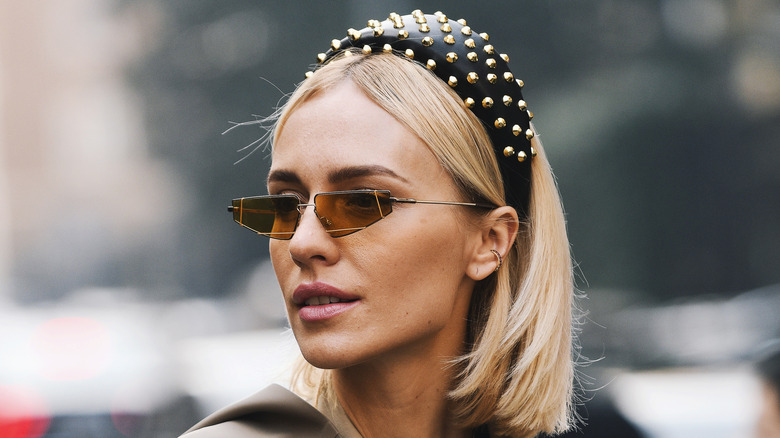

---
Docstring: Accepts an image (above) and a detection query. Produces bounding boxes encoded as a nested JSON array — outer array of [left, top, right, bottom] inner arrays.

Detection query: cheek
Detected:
[[269, 241, 292, 285], [359, 216, 470, 299]]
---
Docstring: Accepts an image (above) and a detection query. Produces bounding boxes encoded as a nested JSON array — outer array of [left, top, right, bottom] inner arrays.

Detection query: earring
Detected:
[[490, 249, 502, 272]]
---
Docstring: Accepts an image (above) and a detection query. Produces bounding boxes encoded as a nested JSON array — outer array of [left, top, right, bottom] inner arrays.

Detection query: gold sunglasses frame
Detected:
[[228, 189, 495, 239]]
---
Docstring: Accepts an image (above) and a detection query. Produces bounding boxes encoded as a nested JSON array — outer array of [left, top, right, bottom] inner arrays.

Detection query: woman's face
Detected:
[[268, 81, 481, 369]]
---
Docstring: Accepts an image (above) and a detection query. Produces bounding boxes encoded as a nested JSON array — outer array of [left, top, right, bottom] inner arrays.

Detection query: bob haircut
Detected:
[[271, 51, 576, 438]]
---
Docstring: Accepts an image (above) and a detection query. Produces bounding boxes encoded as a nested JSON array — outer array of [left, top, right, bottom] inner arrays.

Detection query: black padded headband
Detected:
[[306, 10, 536, 216]]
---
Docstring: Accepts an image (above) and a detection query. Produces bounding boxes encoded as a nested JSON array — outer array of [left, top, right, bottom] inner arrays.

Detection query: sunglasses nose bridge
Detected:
[[295, 202, 315, 215], [295, 201, 331, 233]]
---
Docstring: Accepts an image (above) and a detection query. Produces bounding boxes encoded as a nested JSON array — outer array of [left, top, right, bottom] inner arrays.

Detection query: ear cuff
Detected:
[[490, 249, 503, 273]]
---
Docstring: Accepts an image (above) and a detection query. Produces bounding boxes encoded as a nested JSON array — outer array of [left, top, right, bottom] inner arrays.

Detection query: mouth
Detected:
[[293, 282, 360, 321], [303, 296, 358, 306]]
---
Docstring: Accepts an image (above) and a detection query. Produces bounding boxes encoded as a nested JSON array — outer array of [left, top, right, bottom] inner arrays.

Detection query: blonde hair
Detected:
[[274, 52, 576, 437]]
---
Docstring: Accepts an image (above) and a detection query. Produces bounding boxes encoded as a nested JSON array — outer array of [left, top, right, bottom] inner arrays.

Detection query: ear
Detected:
[[466, 206, 520, 281]]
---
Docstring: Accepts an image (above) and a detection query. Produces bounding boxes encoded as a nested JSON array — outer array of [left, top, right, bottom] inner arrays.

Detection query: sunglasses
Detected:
[[228, 190, 494, 239]]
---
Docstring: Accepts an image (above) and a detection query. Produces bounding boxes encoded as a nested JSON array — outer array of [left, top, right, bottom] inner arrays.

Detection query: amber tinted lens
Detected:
[[232, 196, 300, 239], [314, 191, 393, 237]]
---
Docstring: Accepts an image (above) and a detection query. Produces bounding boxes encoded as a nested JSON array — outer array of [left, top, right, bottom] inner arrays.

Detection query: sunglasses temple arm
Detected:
[[391, 198, 494, 209]]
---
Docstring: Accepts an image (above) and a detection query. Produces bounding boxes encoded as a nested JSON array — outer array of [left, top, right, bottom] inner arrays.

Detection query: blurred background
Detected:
[[1, 0, 778, 437]]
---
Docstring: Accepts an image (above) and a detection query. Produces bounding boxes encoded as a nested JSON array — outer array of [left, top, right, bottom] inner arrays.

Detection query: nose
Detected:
[[287, 202, 339, 266]]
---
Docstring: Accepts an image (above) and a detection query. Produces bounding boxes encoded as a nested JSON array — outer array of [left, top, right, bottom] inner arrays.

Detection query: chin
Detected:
[[299, 346, 360, 370], [291, 329, 360, 369]]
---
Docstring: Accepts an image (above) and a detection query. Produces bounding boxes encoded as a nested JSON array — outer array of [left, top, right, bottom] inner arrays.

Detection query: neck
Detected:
[[331, 326, 472, 438]]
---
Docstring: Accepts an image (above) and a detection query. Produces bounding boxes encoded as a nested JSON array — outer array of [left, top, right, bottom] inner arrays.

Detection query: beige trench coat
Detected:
[[179, 384, 347, 438], [180, 384, 491, 437]]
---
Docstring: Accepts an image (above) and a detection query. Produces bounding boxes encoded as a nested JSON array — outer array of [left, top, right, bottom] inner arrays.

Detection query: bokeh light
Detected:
[[32, 317, 111, 382], [0, 385, 50, 438]]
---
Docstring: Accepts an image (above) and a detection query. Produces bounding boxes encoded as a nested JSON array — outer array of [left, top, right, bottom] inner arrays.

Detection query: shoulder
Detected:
[[179, 384, 341, 438]]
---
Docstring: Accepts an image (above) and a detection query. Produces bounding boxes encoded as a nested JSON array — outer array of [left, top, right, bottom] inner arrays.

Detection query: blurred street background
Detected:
[[1, 1, 779, 437]]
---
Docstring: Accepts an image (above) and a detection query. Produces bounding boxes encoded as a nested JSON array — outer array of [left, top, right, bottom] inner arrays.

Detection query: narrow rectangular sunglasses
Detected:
[[228, 190, 494, 239]]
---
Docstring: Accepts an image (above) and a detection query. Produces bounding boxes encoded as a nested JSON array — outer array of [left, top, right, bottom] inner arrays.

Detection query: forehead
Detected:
[[270, 81, 447, 188]]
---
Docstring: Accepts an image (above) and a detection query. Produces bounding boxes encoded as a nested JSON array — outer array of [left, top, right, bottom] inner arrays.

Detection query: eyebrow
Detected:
[[267, 165, 410, 186], [266, 169, 301, 185]]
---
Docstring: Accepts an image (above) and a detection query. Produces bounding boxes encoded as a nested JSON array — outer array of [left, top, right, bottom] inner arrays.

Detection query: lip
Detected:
[[292, 282, 360, 322], [292, 282, 359, 305]]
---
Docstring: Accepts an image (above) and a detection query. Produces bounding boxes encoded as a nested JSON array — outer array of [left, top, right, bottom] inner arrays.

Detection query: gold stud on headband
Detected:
[[517, 151, 528, 162], [446, 52, 458, 62], [464, 38, 476, 49], [483, 44, 495, 54], [486, 58, 497, 69], [525, 129, 535, 140], [383, 43, 392, 53], [389, 13, 404, 28], [405, 48, 414, 59], [503, 146, 515, 157], [504, 72, 514, 82], [467, 72, 479, 83], [316, 53, 327, 63], [416, 15, 427, 24], [480, 32, 490, 41], [464, 97, 475, 108], [461, 25, 472, 35], [503, 95, 513, 106], [467, 52, 478, 62], [457, 18, 468, 25], [373, 27, 384, 37], [398, 29, 409, 39], [426, 59, 437, 70], [448, 76, 458, 87], [348, 28, 361, 40], [516, 79, 524, 88], [487, 73, 498, 83], [512, 125, 522, 136], [367, 19, 381, 28], [517, 100, 527, 111], [422, 36, 434, 46], [420, 23, 430, 32], [441, 23, 452, 32], [495, 118, 506, 128], [530, 147, 537, 158], [444, 34, 455, 44], [331, 39, 341, 51], [362, 45, 372, 55], [437, 13, 448, 23], [482, 97, 493, 108], [500, 53, 509, 62]]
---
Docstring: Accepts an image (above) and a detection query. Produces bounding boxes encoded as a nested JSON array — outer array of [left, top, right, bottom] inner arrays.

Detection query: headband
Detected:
[[305, 10, 536, 216]]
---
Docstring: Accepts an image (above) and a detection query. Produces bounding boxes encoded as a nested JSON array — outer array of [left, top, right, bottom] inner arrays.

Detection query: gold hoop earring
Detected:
[[490, 249, 502, 273]]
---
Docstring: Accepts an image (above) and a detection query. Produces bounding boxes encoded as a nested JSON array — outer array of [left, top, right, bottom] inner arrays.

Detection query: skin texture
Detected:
[[268, 81, 517, 438]]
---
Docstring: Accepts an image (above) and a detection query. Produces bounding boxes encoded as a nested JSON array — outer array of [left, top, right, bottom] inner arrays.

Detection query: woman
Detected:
[[183, 10, 577, 438]]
